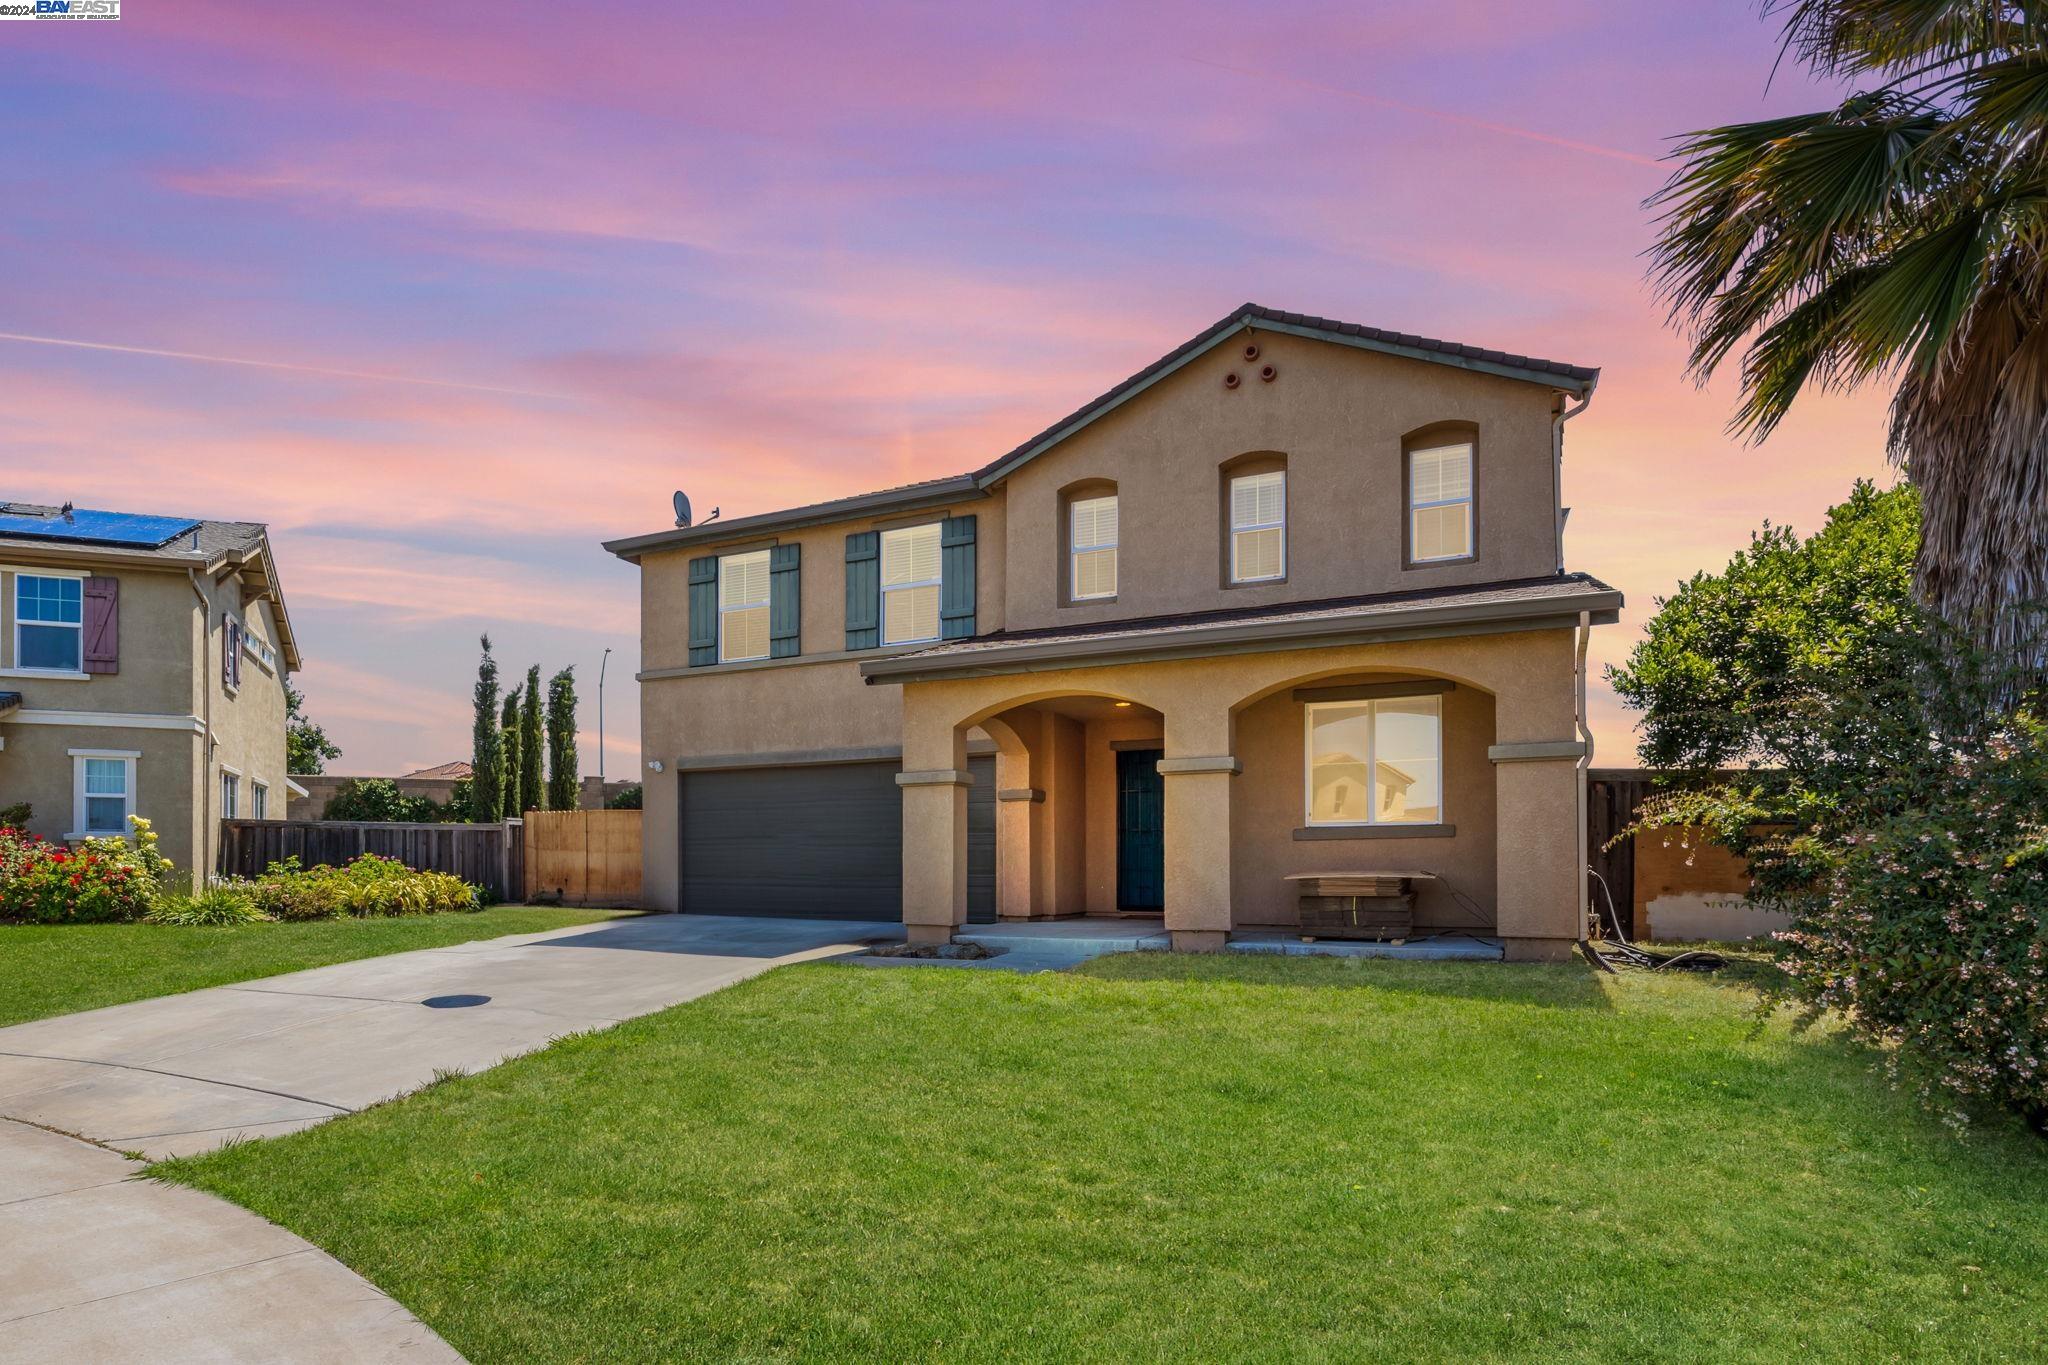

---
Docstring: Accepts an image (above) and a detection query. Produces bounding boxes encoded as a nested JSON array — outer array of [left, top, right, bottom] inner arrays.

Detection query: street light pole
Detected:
[[597, 647, 612, 797]]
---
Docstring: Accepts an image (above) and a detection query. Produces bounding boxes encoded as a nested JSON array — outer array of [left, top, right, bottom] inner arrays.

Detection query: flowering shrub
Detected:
[[241, 855, 478, 920], [1637, 617, 2048, 1133], [0, 823, 154, 924]]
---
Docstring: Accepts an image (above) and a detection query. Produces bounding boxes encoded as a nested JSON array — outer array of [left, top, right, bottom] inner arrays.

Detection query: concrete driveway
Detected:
[[0, 913, 900, 1363]]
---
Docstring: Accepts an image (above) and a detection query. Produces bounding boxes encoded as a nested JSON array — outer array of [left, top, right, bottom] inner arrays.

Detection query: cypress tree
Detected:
[[469, 635, 502, 823], [500, 692, 522, 816], [546, 667, 579, 810], [519, 666, 545, 812]]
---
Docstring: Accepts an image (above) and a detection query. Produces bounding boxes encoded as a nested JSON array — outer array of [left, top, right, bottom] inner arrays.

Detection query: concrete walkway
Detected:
[[0, 913, 900, 1362]]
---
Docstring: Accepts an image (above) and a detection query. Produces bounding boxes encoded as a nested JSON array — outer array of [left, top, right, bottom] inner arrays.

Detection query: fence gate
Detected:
[[523, 809, 642, 907]]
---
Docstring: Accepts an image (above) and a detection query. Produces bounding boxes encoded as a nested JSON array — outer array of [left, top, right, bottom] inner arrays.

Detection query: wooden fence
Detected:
[[217, 820, 525, 902], [523, 809, 642, 906]]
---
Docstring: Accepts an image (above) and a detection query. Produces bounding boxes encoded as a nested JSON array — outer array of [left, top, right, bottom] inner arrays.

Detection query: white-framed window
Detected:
[[880, 523, 943, 645], [717, 549, 772, 663], [1229, 471, 1286, 583], [1069, 494, 1119, 601], [220, 768, 240, 819], [1304, 695, 1443, 827], [1409, 442, 1474, 563], [70, 749, 138, 839], [243, 629, 277, 675], [16, 573, 84, 672], [252, 782, 269, 820]]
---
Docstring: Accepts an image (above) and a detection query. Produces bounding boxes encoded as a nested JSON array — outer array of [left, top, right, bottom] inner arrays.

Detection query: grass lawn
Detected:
[[157, 954, 2048, 1363], [0, 907, 632, 1027]]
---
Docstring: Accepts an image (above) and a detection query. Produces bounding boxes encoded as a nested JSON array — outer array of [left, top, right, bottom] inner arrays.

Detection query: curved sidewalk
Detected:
[[0, 914, 900, 1362]]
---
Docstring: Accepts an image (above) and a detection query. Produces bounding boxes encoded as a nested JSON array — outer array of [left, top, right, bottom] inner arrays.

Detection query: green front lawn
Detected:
[[157, 954, 2048, 1362], [0, 907, 632, 1027]]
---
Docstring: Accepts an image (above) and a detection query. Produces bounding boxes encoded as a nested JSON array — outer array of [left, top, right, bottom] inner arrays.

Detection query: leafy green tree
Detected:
[[546, 667, 579, 810], [323, 778, 443, 823], [519, 666, 545, 813], [500, 692, 522, 817], [605, 784, 642, 811], [470, 636, 503, 823], [285, 682, 341, 775], [1647, 4, 2048, 653], [1608, 481, 1919, 769]]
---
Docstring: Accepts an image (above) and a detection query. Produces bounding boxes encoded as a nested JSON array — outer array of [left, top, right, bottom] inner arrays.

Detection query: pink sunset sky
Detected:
[[3, 2, 1892, 776]]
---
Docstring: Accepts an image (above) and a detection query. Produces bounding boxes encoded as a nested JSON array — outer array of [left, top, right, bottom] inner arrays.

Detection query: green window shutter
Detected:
[[769, 543, 801, 658], [687, 555, 718, 667], [941, 515, 977, 639], [844, 532, 880, 650]]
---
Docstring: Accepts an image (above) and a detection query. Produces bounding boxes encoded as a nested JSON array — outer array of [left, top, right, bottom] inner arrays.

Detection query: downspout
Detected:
[[1574, 609, 1594, 940], [188, 568, 213, 887], [1552, 389, 1593, 576]]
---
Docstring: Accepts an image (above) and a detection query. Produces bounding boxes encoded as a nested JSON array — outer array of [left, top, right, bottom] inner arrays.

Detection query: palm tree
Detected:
[[1648, 1, 2048, 656]]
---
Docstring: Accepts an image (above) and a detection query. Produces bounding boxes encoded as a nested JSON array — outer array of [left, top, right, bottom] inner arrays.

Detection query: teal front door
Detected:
[[1115, 748, 1165, 911]]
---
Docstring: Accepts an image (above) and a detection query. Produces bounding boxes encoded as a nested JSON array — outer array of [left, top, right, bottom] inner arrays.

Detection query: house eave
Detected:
[[603, 477, 986, 563], [861, 589, 1623, 685]]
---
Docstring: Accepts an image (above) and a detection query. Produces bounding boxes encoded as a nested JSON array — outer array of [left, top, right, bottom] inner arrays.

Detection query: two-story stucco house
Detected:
[[0, 503, 302, 881], [605, 305, 1622, 961]]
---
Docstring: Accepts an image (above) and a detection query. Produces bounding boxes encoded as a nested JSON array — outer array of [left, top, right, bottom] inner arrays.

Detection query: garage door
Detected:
[[678, 757, 994, 921]]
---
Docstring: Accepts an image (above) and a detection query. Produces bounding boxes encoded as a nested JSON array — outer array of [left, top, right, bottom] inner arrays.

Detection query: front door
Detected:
[[1115, 748, 1165, 911]]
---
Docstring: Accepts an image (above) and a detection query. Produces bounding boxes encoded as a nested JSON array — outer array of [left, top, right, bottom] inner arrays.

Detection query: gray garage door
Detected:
[[679, 757, 994, 921]]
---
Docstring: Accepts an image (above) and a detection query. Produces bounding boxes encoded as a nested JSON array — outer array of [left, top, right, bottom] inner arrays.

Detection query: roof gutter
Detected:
[[188, 567, 215, 886], [1552, 386, 1594, 576], [603, 476, 984, 562]]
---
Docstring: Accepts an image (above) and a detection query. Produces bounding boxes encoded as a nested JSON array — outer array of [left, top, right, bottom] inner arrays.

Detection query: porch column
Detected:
[[900, 710, 970, 944], [1160, 703, 1236, 952], [1489, 741, 1586, 962]]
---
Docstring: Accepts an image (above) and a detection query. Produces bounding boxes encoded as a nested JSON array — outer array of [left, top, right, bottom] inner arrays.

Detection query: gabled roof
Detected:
[[971, 303, 1598, 486], [0, 500, 303, 671], [402, 761, 473, 780], [604, 303, 1598, 560]]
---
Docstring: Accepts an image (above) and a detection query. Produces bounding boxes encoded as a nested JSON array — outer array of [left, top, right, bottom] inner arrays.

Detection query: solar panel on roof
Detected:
[[0, 508, 200, 549]]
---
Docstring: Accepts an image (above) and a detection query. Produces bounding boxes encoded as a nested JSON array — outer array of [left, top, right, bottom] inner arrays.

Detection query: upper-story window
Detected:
[[1069, 494, 1119, 602], [17, 574, 83, 671], [717, 549, 772, 662], [1229, 470, 1287, 583], [1408, 439, 1474, 564], [881, 523, 943, 645]]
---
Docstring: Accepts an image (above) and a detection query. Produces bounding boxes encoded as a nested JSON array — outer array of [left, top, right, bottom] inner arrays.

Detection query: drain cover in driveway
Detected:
[[421, 994, 491, 1009]]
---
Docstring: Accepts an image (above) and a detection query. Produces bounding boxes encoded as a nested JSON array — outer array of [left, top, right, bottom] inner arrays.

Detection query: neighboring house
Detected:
[[0, 503, 302, 880], [605, 304, 1622, 960]]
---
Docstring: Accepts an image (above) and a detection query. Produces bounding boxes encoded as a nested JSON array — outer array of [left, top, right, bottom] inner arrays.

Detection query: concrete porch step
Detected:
[[956, 920, 1171, 954]]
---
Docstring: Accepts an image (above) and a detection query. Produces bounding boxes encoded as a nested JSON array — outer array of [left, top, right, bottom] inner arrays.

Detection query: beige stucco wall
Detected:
[[1230, 676, 1498, 931], [0, 558, 291, 881], [634, 496, 1006, 911], [896, 627, 1585, 957], [998, 331, 1565, 633]]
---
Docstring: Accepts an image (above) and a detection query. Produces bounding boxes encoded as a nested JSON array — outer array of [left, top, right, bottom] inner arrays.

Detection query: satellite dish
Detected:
[[672, 490, 692, 528]]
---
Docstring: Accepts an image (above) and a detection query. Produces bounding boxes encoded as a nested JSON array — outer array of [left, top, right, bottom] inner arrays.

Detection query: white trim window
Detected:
[[1229, 471, 1286, 583], [16, 573, 84, 672], [717, 549, 772, 663], [1304, 695, 1443, 827], [880, 523, 943, 645], [71, 749, 138, 838], [1069, 494, 1119, 601], [252, 781, 270, 820], [1409, 442, 1474, 562], [219, 768, 240, 819]]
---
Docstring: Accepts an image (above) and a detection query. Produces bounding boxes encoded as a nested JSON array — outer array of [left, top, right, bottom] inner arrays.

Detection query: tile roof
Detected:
[[402, 761, 474, 780], [863, 574, 1622, 677]]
